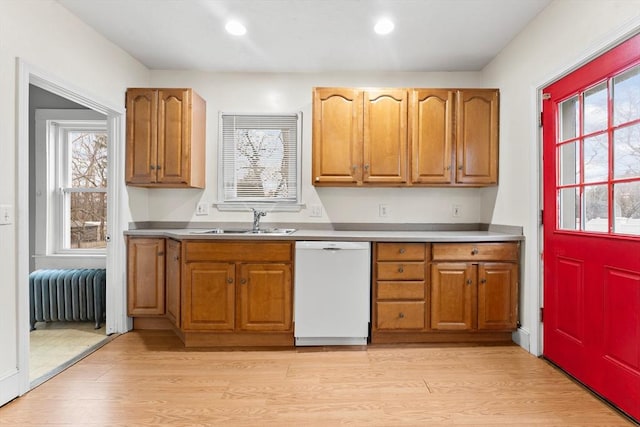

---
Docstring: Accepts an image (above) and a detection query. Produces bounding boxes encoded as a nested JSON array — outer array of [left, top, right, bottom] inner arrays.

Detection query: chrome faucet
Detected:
[[251, 208, 266, 232]]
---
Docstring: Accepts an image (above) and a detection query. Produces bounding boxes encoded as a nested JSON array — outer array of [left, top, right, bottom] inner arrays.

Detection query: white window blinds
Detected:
[[219, 112, 301, 204]]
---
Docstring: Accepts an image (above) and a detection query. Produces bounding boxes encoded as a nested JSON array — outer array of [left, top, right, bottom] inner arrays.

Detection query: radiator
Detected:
[[29, 269, 106, 330]]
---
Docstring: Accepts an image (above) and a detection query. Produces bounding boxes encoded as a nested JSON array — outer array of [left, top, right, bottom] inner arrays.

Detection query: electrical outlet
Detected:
[[452, 204, 461, 218], [310, 205, 323, 217], [379, 204, 389, 217], [196, 202, 209, 216], [0, 205, 12, 225]]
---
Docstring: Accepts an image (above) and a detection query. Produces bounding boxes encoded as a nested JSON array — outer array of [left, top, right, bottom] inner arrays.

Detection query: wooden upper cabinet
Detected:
[[126, 88, 206, 188], [364, 89, 408, 184], [456, 89, 499, 185], [312, 88, 363, 184], [313, 87, 498, 187], [410, 89, 454, 184], [312, 87, 408, 185]]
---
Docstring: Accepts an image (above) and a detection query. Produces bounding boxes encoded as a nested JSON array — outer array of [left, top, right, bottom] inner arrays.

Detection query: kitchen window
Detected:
[[35, 110, 108, 256], [218, 112, 302, 210]]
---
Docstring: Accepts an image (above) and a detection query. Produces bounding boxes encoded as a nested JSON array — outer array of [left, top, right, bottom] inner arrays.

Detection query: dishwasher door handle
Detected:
[[322, 247, 342, 251]]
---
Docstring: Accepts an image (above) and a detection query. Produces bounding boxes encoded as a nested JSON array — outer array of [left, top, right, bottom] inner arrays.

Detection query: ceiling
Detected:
[[57, 0, 551, 73]]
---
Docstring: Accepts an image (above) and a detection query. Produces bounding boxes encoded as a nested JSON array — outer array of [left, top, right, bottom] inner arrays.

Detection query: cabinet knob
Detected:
[[174, 255, 179, 261], [480, 278, 487, 284], [157, 251, 164, 256], [446, 165, 451, 171], [364, 164, 370, 171], [240, 278, 247, 284], [398, 265, 404, 273], [471, 247, 479, 255], [466, 279, 472, 285], [398, 312, 405, 319], [156, 165, 162, 170], [399, 248, 405, 254], [226, 278, 233, 284], [150, 165, 156, 170], [315, 176, 320, 182], [352, 165, 358, 171], [458, 165, 463, 170]]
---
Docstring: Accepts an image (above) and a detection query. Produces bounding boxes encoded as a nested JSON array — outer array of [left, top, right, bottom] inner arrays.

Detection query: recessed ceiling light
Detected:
[[225, 20, 247, 36], [374, 18, 394, 35]]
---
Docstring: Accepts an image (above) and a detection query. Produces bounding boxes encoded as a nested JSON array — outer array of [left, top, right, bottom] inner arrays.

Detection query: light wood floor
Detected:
[[1, 330, 634, 426]]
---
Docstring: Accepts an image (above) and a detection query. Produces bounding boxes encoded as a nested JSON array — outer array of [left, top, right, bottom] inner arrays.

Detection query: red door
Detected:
[[543, 33, 640, 421]]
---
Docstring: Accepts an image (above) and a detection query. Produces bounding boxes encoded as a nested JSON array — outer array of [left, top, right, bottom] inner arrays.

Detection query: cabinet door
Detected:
[[238, 263, 292, 332], [364, 89, 408, 183], [165, 239, 181, 328], [478, 263, 518, 330], [182, 262, 235, 331], [411, 89, 454, 183], [312, 88, 363, 184], [431, 263, 475, 330], [126, 89, 158, 184], [157, 89, 190, 185], [456, 89, 499, 184], [127, 238, 165, 316]]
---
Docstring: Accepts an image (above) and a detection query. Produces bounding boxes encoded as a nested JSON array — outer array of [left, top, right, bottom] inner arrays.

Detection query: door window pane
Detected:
[[559, 96, 579, 141], [583, 134, 608, 183], [584, 185, 609, 232], [614, 123, 640, 179], [583, 82, 608, 134], [613, 65, 640, 126], [614, 181, 640, 235], [558, 187, 580, 230], [559, 141, 580, 185]]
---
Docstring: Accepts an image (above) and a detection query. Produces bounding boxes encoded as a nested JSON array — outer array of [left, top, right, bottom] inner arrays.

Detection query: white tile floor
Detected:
[[29, 321, 107, 384]]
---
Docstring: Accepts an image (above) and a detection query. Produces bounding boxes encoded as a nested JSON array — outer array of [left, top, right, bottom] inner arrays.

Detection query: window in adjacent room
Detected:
[[35, 110, 108, 254], [218, 112, 302, 210]]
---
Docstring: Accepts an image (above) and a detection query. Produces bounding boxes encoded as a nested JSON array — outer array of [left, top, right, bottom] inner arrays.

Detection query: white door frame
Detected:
[[14, 59, 128, 396]]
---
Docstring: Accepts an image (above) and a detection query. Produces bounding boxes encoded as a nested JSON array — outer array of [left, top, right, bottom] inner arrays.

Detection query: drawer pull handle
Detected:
[[398, 312, 405, 319], [466, 279, 472, 286], [398, 265, 404, 273], [226, 278, 233, 284], [399, 248, 405, 254], [471, 247, 479, 255]]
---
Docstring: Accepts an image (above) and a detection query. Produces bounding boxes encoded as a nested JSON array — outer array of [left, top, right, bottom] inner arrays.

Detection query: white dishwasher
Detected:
[[294, 241, 371, 346]]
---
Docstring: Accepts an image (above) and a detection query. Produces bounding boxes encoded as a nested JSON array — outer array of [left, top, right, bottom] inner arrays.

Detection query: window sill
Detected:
[[214, 203, 305, 213], [33, 254, 106, 270]]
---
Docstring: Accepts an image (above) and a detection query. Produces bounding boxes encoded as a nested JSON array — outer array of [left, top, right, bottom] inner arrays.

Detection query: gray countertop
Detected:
[[124, 227, 524, 242]]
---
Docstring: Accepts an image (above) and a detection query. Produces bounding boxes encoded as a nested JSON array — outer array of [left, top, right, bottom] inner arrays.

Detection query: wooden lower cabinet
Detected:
[[127, 237, 165, 316], [165, 239, 181, 328], [430, 262, 474, 330], [182, 262, 235, 331], [372, 241, 519, 344], [180, 241, 294, 347]]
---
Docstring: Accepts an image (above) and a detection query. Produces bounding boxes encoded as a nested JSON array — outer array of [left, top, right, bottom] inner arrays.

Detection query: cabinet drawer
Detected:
[[376, 243, 427, 261], [432, 242, 518, 262], [377, 281, 425, 300], [376, 302, 425, 330], [377, 262, 425, 280], [185, 241, 292, 262]]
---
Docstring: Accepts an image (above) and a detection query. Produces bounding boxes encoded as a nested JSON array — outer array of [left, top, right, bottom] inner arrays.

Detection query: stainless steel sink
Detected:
[[192, 228, 296, 235], [245, 228, 297, 235]]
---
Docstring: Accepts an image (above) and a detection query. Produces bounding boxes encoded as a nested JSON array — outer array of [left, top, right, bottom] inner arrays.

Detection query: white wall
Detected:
[[0, 0, 149, 401], [144, 71, 486, 226], [481, 0, 640, 354]]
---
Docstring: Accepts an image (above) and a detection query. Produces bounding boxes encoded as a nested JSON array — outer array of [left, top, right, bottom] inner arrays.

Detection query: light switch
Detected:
[[0, 205, 13, 225]]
